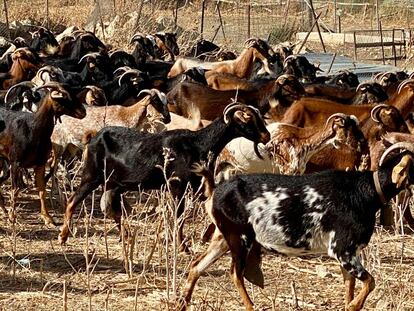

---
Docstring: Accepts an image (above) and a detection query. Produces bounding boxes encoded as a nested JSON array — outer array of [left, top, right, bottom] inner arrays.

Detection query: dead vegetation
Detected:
[[0, 1, 414, 310]]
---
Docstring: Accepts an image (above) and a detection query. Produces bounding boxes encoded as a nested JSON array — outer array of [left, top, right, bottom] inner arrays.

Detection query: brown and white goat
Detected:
[[50, 88, 170, 175], [218, 113, 364, 177]]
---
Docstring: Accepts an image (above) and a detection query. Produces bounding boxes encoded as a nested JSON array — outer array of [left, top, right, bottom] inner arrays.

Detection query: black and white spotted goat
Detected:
[[178, 142, 414, 311]]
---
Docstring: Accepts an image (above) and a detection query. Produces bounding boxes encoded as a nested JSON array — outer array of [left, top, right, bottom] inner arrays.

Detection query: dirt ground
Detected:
[[0, 177, 414, 311], [0, 1, 414, 311]]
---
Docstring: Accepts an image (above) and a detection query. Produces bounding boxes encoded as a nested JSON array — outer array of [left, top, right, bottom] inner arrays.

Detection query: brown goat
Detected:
[[2, 48, 42, 89], [168, 39, 273, 79], [167, 74, 304, 120]]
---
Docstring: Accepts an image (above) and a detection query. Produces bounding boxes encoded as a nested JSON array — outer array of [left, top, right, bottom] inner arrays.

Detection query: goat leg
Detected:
[[340, 266, 356, 309], [34, 166, 56, 227], [228, 233, 254, 311], [177, 228, 228, 310], [59, 178, 101, 244], [339, 254, 375, 311]]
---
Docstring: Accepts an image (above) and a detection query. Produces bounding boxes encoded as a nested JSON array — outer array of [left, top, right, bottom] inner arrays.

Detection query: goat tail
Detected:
[[191, 162, 215, 199]]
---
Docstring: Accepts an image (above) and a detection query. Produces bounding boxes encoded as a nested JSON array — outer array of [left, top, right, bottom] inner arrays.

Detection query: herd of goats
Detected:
[[1, 24, 414, 310]]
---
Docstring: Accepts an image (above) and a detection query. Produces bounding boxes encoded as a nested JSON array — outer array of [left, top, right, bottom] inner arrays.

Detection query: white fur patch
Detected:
[[303, 186, 324, 209]]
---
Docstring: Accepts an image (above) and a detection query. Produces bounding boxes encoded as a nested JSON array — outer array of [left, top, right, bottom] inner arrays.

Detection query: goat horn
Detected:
[[283, 54, 297, 66], [380, 142, 414, 166], [370, 104, 391, 123], [350, 115, 359, 125], [152, 88, 167, 105], [244, 38, 257, 46], [34, 81, 64, 92], [129, 33, 145, 44], [113, 66, 132, 76], [397, 79, 414, 94], [84, 85, 97, 91], [356, 82, 372, 93], [276, 74, 292, 85], [118, 69, 142, 87], [223, 102, 246, 124], [325, 113, 349, 127], [78, 52, 101, 64], [4, 81, 36, 104], [139, 88, 168, 106]]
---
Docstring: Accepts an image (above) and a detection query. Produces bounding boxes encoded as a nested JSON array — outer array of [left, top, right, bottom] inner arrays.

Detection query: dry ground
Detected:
[[0, 172, 413, 311], [1, 1, 414, 311]]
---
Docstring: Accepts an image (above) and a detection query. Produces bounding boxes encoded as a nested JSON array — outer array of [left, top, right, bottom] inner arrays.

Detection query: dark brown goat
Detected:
[[2, 48, 42, 89]]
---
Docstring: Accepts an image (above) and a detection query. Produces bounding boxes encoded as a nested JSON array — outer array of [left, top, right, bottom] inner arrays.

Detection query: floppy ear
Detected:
[[392, 155, 413, 188], [234, 110, 251, 123]]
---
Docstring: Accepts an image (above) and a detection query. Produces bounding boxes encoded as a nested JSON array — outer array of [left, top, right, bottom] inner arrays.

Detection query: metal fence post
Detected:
[[3, 0, 10, 39], [200, 0, 205, 38], [246, 1, 251, 39]]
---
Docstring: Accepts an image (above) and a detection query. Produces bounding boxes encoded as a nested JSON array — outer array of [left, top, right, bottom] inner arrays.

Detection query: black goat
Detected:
[[59, 103, 271, 250], [0, 82, 86, 225], [179, 142, 414, 311], [29, 26, 59, 56]]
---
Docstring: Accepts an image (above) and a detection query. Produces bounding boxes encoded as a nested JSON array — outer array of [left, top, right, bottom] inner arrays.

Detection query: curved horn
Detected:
[[276, 74, 291, 85], [137, 89, 154, 97], [283, 54, 297, 67], [34, 81, 64, 93], [373, 72, 385, 81], [78, 52, 101, 64], [356, 82, 372, 93], [129, 33, 145, 44], [223, 102, 246, 124], [4, 81, 36, 104], [397, 79, 414, 94], [152, 88, 167, 105], [113, 66, 132, 76], [379, 142, 414, 166], [370, 104, 391, 123], [325, 113, 349, 127], [118, 69, 142, 87], [244, 38, 257, 47]]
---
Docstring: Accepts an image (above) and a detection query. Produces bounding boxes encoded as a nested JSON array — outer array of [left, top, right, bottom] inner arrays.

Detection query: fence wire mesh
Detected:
[[1, 0, 413, 53]]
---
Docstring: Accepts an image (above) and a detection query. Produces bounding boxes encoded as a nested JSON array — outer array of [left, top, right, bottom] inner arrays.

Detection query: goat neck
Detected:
[[393, 85, 414, 118], [230, 47, 257, 79], [195, 118, 240, 163], [32, 95, 59, 138], [120, 95, 150, 128], [373, 155, 411, 207]]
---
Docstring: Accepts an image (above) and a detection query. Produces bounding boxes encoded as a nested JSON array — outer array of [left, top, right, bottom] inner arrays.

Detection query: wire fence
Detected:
[[1, 0, 413, 53]]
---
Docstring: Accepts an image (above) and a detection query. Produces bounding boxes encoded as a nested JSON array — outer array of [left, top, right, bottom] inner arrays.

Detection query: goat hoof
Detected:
[[59, 227, 69, 245]]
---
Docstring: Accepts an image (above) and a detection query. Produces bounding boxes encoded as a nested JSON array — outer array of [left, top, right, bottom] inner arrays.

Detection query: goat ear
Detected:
[[392, 155, 413, 188], [234, 110, 251, 123]]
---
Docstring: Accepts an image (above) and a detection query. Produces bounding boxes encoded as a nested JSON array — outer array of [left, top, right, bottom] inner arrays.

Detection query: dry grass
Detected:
[[0, 167, 413, 311], [1, 1, 414, 310]]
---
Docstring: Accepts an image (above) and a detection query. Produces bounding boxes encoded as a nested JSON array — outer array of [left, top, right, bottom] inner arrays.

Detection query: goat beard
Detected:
[[254, 143, 264, 160]]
